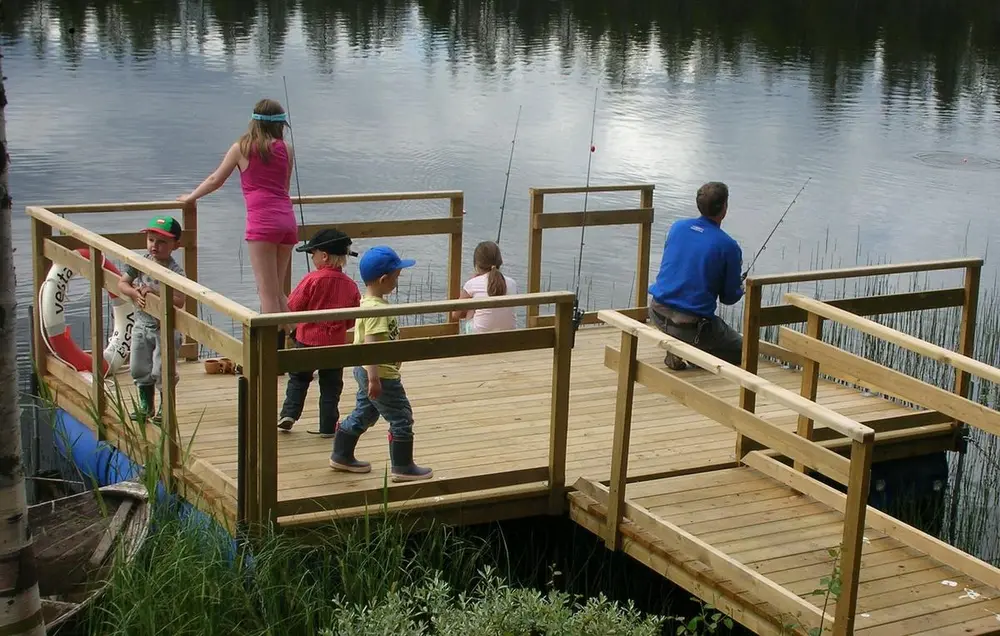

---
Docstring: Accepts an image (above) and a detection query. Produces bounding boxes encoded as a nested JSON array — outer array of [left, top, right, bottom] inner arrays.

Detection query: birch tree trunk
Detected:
[[0, 24, 47, 636]]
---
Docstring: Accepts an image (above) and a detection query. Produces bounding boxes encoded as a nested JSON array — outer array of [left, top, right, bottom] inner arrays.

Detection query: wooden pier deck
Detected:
[[47, 324, 929, 528], [27, 187, 1000, 635]]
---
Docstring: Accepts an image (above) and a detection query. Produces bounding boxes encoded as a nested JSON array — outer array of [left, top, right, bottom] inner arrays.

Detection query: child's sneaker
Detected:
[[329, 429, 371, 473], [389, 439, 433, 482], [277, 416, 295, 432]]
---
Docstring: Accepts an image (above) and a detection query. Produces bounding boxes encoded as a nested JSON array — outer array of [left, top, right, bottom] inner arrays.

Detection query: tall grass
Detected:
[[29, 367, 688, 635]]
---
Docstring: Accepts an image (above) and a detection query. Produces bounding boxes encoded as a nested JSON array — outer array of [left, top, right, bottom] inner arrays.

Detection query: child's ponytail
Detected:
[[473, 241, 507, 297]]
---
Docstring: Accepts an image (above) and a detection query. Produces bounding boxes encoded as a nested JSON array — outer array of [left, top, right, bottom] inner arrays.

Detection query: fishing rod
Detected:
[[283, 75, 311, 272], [741, 176, 811, 280], [496, 105, 522, 244], [572, 86, 600, 334]]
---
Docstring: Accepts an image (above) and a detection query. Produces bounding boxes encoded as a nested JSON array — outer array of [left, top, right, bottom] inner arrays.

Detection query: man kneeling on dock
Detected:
[[648, 181, 744, 370]]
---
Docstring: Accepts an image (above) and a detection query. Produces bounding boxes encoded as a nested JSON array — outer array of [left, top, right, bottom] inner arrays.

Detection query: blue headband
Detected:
[[251, 112, 287, 123]]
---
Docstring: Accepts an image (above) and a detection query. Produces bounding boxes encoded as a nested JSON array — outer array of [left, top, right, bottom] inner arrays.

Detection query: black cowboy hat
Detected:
[[295, 228, 358, 257]]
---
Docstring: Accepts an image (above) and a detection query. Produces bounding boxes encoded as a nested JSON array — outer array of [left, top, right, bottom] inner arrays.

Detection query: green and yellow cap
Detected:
[[143, 216, 182, 240]]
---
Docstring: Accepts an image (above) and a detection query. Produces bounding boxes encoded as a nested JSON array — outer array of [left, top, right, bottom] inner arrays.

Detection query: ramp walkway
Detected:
[[571, 303, 1000, 635]]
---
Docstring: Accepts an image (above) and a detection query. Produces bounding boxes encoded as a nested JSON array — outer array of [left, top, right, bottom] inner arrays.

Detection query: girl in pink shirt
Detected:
[[178, 98, 298, 317], [450, 241, 517, 333]]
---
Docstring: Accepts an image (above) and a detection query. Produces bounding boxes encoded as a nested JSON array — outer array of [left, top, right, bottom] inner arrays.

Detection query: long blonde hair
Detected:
[[238, 98, 286, 163], [473, 241, 507, 297]]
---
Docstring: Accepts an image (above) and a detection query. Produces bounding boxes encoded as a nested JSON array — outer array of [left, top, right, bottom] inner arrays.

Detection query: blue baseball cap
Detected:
[[358, 246, 416, 283]]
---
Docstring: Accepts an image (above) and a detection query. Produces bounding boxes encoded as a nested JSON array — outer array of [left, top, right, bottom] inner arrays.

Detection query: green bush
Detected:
[[321, 566, 664, 636]]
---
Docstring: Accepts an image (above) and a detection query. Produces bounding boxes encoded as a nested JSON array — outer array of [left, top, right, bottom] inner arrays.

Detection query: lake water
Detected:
[[7, 0, 1000, 329], [5, 0, 1000, 542]]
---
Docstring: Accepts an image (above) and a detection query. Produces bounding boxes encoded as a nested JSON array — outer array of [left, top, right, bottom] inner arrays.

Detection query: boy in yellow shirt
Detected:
[[329, 246, 433, 482]]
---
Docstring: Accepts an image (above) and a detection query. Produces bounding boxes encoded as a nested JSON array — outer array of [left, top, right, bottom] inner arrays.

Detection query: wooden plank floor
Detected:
[[620, 467, 1000, 635], [106, 326, 918, 523]]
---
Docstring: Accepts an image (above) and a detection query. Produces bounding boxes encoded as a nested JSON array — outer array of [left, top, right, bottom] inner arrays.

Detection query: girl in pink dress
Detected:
[[179, 98, 298, 320]]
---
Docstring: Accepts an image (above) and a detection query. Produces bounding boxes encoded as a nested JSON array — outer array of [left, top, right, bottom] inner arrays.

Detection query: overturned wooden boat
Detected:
[[31, 480, 151, 631]]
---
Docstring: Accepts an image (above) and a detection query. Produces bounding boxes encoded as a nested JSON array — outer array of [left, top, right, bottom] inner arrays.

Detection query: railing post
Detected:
[[241, 324, 260, 526], [955, 263, 981, 403], [834, 437, 874, 636], [526, 189, 544, 327], [160, 285, 180, 488], [31, 217, 52, 379], [236, 374, 248, 531], [605, 329, 637, 549], [736, 278, 763, 458], [89, 248, 107, 433], [795, 313, 824, 472], [635, 186, 654, 316], [547, 298, 572, 514], [181, 202, 199, 361], [256, 325, 279, 526], [448, 193, 464, 306]]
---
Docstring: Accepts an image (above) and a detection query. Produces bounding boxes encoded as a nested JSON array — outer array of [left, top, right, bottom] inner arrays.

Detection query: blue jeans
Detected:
[[337, 367, 414, 442]]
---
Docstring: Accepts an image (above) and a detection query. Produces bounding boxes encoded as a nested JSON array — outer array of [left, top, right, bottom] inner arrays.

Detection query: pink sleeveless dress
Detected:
[[240, 139, 298, 245]]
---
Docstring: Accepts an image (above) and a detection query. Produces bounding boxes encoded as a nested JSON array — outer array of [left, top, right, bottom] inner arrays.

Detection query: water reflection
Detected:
[[4, 0, 1000, 113]]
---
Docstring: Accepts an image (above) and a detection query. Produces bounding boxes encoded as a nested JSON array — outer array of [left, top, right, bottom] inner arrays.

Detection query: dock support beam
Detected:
[[736, 279, 763, 458], [605, 330, 637, 549], [547, 298, 573, 514], [794, 314, 823, 471], [834, 438, 874, 635]]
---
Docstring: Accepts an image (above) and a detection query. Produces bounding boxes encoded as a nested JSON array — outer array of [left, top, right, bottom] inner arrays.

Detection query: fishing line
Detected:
[[496, 105, 522, 244], [282, 75, 311, 273], [742, 176, 811, 280], [572, 85, 600, 332]]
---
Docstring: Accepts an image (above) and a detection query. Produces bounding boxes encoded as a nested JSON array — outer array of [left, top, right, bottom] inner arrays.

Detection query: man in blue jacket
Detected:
[[648, 181, 744, 370]]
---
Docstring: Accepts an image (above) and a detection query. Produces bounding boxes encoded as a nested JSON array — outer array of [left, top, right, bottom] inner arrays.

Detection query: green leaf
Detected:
[[688, 617, 700, 631], [724, 617, 734, 629]]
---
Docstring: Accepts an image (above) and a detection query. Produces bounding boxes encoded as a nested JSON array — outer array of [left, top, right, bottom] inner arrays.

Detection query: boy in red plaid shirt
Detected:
[[277, 228, 361, 437]]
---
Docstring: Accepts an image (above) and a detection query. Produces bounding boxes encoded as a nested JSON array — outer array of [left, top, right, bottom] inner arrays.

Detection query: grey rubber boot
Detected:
[[329, 429, 371, 473], [389, 438, 433, 482]]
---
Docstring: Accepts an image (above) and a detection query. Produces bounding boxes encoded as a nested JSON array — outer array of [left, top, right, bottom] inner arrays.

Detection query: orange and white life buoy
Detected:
[[39, 248, 135, 377]]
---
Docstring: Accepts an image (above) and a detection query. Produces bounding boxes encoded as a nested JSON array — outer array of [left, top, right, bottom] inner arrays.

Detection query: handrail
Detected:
[[737, 257, 982, 458], [597, 309, 874, 442], [748, 257, 983, 286], [248, 291, 577, 327], [785, 293, 1000, 385], [28, 206, 257, 323], [529, 184, 656, 195], [41, 200, 188, 214], [291, 190, 463, 204]]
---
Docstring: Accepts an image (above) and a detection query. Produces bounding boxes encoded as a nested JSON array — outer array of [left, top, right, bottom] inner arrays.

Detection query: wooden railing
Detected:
[[244, 292, 575, 524], [525, 184, 654, 328], [28, 205, 254, 497], [287, 190, 466, 335], [27, 190, 471, 523], [738, 258, 982, 458], [41, 200, 204, 361], [777, 293, 1000, 443], [596, 309, 875, 636]]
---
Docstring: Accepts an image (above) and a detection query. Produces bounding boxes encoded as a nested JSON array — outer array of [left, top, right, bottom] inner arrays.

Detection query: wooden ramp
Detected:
[[570, 458, 1000, 636], [579, 296, 1000, 636]]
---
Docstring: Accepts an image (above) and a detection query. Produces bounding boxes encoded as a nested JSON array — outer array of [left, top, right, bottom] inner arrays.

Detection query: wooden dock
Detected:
[[27, 186, 1000, 635]]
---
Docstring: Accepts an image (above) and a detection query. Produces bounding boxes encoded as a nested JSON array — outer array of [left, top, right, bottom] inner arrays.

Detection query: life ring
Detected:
[[39, 248, 135, 377]]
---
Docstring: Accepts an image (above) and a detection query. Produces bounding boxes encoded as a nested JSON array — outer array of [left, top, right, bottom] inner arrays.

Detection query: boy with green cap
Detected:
[[117, 216, 187, 424]]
